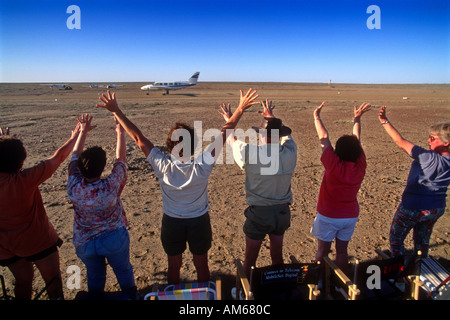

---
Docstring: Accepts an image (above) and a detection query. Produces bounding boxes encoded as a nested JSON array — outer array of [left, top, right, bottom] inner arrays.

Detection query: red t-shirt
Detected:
[[0, 161, 59, 259], [317, 146, 366, 219]]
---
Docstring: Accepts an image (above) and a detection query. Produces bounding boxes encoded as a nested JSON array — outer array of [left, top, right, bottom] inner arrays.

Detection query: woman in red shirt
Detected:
[[311, 101, 371, 272], [0, 122, 80, 300]]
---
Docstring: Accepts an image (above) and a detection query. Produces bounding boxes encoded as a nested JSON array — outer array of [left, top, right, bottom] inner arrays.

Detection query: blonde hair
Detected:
[[430, 122, 450, 151]]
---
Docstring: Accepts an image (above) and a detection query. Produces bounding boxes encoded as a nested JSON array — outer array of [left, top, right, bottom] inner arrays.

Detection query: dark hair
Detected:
[[335, 135, 362, 163], [166, 122, 196, 158], [0, 137, 27, 173], [78, 146, 106, 179]]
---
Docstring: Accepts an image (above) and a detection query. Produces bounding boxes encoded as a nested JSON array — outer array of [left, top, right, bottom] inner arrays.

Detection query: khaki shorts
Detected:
[[243, 204, 291, 240]]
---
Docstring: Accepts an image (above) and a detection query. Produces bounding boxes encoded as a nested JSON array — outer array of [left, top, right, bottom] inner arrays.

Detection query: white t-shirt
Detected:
[[147, 147, 215, 218]]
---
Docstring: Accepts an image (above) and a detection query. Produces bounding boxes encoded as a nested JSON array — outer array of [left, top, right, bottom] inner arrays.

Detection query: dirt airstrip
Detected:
[[1, 82, 449, 299]]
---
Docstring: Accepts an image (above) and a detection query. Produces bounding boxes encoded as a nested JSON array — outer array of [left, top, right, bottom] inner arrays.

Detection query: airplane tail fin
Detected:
[[188, 72, 200, 84]]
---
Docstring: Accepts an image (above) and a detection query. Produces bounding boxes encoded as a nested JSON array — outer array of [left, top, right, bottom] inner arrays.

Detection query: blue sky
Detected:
[[0, 0, 449, 83]]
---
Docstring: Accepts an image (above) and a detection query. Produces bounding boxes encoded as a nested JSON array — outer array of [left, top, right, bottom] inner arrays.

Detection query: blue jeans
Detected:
[[76, 227, 135, 293]]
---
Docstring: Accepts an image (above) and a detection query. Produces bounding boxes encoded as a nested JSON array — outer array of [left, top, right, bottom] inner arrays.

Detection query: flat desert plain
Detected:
[[1, 82, 449, 299]]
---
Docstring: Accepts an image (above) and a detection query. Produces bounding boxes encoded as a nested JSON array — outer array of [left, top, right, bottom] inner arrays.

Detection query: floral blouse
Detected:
[[67, 154, 128, 248]]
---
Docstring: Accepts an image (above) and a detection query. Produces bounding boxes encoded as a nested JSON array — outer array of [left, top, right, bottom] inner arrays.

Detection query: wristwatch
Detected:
[[381, 120, 389, 125]]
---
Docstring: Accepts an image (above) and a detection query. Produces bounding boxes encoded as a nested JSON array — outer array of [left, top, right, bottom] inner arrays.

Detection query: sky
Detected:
[[0, 0, 449, 83]]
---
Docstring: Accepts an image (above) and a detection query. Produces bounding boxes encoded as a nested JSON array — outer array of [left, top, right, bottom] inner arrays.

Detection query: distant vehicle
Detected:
[[41, 84, 72, 90], [82, 84, 123, 88], [140, 72, 199, 95]]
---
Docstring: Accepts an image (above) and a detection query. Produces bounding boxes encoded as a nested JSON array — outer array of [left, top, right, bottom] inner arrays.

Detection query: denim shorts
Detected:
[[310, 212, 358, 242]]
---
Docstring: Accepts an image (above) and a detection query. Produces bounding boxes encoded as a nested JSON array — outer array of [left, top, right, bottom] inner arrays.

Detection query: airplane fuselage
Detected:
[[141, 72, 199, 94], [140, 82, 193, 91]]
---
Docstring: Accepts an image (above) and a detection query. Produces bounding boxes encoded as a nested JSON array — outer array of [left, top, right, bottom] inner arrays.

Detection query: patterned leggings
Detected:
[[389, 204, 445, 257]]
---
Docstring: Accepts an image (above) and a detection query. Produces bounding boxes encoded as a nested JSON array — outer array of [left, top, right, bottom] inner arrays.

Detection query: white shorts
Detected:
[[310, 212, 358, 242]]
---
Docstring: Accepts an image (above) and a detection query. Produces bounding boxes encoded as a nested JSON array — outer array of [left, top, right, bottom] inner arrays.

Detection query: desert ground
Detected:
[[1, 81, 449, 300]]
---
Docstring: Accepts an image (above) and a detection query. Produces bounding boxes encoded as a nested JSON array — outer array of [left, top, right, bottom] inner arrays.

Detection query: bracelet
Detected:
[[381, 120, 389, 125]]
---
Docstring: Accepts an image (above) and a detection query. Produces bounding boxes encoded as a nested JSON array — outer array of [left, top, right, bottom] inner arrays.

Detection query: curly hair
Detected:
[[78, 146, 107, 179], [166, 122, 196, 158], [335, 135, 363, 163], [0, 137, 27, 173]]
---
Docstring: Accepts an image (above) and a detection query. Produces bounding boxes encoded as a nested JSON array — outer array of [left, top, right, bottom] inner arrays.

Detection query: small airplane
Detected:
[[106, 84, 123, 88], [140, 72, 199, 95], [40, 84, 72, 90], [82, 84, 123, 88]]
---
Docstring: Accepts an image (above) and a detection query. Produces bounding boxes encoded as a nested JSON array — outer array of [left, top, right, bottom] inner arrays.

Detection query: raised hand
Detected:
[[76, 113, 97, 133], [237, 88, 260, 111], [354, 102, 371, 118], [257, 99, 276, 118], [96, 90, 120, 113], [0, 127, 9, 136], [314, 101, 326, 120], [352, 102, 370, 141], [0, 127, 17, 138], [378, 105, 388, 123], [218, 103, 233, 122]]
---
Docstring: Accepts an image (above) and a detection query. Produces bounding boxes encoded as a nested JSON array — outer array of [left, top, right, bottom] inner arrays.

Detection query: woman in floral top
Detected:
[[67, 114, 136, 298]]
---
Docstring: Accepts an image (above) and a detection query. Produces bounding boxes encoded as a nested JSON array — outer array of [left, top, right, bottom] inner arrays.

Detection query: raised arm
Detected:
[[314, 101, 332, 151], [45, 120, 81, 172], [73, 114, 96, 156], [378, 105, 414, 155], [222, 88, 259, 132], [209, 88, 259, 157], [96, 90, 154, 157], [219, 88, 259, 141], [114, 116, 126, 162], [218, 95, 269, 145], [352, 102, 371, 141]]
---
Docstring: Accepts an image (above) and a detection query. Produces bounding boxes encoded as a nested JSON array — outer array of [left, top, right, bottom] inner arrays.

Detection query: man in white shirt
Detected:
[[96, 89, 259, 284]]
